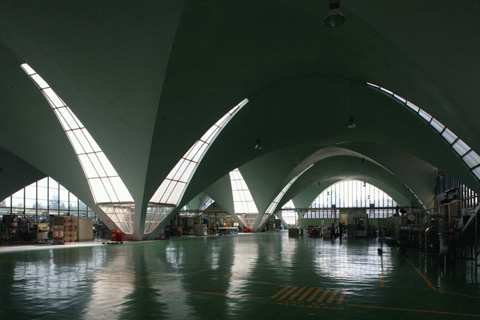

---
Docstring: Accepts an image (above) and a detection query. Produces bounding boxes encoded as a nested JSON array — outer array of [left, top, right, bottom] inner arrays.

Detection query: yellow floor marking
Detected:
[[188, 267, 213, 275], [317, 288, 331, 303], [271, 286, 290, 299], [289, 286, 307, 300], [327, 289, 339, 303], [403, 256, 437, 291], [136, 285, 264, 300], [337, 291, 346, 304], [436, 289, 480, 299], [279, 286, 299, 300], [348, 304, 480, 318], [298, 287, 314, 301], [307, 288, 323, 302]]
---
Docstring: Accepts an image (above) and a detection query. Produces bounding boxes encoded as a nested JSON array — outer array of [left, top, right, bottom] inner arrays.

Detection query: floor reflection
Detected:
[[0, 232, 478, 320]]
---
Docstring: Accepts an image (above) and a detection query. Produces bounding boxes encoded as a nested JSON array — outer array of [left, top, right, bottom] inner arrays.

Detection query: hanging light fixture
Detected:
[[348, 116, 356, 129], [255, 139, 263, 150], [324, 0, 345, 28], [347, 79, 356, 128]]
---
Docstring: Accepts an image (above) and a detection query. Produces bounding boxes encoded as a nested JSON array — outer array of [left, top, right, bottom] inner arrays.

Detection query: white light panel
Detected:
[[367, 81, 480, 183], [21, 63, 134, 233], [229, 168, 259, 228]]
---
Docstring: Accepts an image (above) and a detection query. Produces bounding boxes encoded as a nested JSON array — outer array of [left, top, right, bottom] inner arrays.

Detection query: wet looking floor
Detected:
[[0, 232, 478, 319]]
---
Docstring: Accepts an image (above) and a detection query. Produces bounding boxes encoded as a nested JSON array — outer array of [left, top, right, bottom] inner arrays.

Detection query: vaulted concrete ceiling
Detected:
[[0, 1, 479, 235]]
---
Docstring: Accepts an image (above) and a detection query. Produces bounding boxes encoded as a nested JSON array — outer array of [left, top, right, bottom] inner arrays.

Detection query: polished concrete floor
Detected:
[[0, 232, 479, 319]]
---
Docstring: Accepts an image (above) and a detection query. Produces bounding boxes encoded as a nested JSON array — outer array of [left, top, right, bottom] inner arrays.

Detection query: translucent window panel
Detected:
[[473, 167, 480, 179], [89, 179, 110, 203], [442, 128, 458, 144], [79, 200, 88, 210], [49, 178, 59, 189], [166, 160, 186, 180], [25, 185, 36, 200], [12, 188, 24, 201], [66, 131, 85, 154], [452, 139, 471, 156], [405, 100, 420, 112], [20, 63, 36, 75], [78, 154, 98, 178], [169, 159, 193, 182], [88, 153, 107, 177], [166, 182, 187, 204], [149, 98, 248, 207], [101, 178, 118, 202], [179, 161, 197, 182], [184, 141, 206, 163], [57, 107, 81, 130], [42, 88, 65, 108], [393, 94, 407, 104], [74, 129, 95, 153], [264, 165, 313, 216], [31, 74, 49, 89], [97, 153, 117, 176], [200, 125, 219, 144], [21, 63, 133, 206], [418, 109, 432, 122], [37, 187, 48, 201], [109, 177, 133, 202], [463, 150, 480, 168], [379, 87, 393, 95], [191, 142, 208, 163], [430, 118, 445, 133], [311, 180, 398, 209], [59, 188, 69, 202], [150, 180, 170, 203], [83, 130, 102, 153]]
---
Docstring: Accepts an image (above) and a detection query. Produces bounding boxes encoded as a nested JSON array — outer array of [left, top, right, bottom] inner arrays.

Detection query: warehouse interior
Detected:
[[0, 1, 479, 319]]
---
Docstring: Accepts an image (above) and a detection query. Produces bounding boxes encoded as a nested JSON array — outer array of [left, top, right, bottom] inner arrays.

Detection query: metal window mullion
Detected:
[[450, 137, 460, 146], [96, 177, 114, 203]]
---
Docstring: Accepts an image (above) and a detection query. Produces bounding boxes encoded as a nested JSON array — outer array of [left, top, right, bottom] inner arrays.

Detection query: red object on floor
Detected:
[[111, 229, 125, 241]]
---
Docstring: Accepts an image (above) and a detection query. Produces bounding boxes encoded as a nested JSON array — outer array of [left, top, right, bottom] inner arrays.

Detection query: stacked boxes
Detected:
[[52, 216, 77, 244]]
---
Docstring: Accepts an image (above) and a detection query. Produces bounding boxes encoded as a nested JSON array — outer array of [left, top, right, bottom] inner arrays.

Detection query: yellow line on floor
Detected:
[[289, 286, 306, 300], [307, 288, 322, 302], [403, 256, 437, 291], [271, 286, 290, 299], [327, 289, 339, 303], [347, 304, 480, 318], [279, 286, 299, 300], [404, 257, 479, 299], [298, 287, 314, 301], [337, 291, 346, 304], [436, 289, 480, 299], [135, 285, 264, 300], [317, 288, 331, 303]]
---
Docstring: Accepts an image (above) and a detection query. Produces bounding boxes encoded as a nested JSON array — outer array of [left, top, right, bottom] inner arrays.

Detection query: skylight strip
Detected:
[[149, 99, 248, 205], [229, 168, 259, 221], [452, 139, 470, 156], [463, 150, 480, 168], [442, 128, 458, 144], [406, 101, 420, 112], [367, 81, 480, 184], [393, 94, 407, 104], [430, 118, 445, 133], [418, 109, 432, 122], [265, 164, 313, 215], [21, 63, 133, 206]]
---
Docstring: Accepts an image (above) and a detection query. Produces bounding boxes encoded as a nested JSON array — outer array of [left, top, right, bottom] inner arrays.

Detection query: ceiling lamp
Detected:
[[324, 0, 345, 27], [255, 139, 263, 150], [348, 116, 356, 129]]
